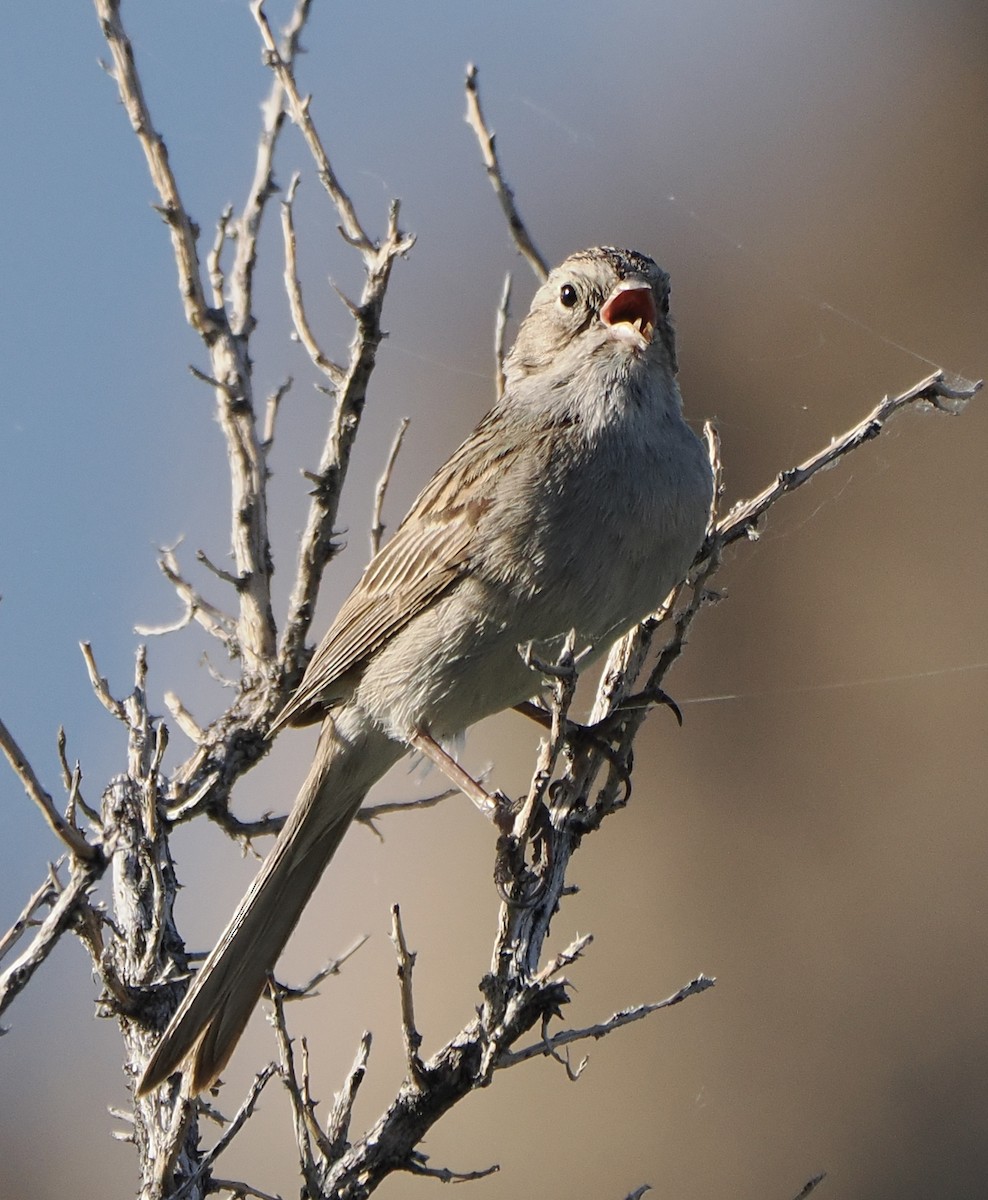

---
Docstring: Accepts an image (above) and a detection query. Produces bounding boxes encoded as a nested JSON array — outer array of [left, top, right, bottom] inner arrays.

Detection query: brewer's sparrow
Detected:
[[139, 246, 713, 1095]]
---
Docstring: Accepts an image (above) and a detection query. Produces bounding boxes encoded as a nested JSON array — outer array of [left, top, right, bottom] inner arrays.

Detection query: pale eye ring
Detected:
[[559, 283, 578, 308]]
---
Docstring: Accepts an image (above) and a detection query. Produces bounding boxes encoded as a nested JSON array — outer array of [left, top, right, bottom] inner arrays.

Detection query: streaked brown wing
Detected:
[[273, 411, 511, 729]]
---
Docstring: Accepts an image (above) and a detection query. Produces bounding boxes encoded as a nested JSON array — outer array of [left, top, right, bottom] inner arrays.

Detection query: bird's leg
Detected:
[[407, 730, 512, 829], [408, 729, 546, 907], [515, 686, 683, 737], [512, 699, 643, 806]]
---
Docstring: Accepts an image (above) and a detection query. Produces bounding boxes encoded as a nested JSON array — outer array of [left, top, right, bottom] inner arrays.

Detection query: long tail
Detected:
[[138, 711, 401, 1096]]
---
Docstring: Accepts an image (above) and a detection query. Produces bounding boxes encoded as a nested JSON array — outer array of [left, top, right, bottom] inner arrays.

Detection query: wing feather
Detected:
[[273, 412, 514, 729]]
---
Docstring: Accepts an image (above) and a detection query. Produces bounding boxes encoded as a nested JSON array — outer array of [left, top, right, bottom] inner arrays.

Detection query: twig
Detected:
[[326, 1031, 372, 1157], [532, 932, 594, 985], [268, 983, 321, 1194], [517, 634, 578, 833], [55, 727, 73, 791], [55, 729, 99, 826], [0, 858, 106, 1014], [196, 549, 241, 588], [228, 0, 313, 336], [167, 1065, 279, 1200], [592, 371, 982, 770], [464, 64, 548, 280], [262, 377, 293, 450], [497, 974, 716, 1069], [136, 548, 239, 648], [279, 192, 414, 673], [274, 934, 369, 1000], [164, 692, 205, 744], [0, 718, 97, 861], [209, 1181, 283, 1200], [390, 904, 425, 1088], [369, 416, 410, 557], [97, 0, 279, 674], [202, 806, 285, 841], [494, 270, 512, 399], [64, 762, 83, 830], [268, 927, 369, 1172], [792, 1173, 827, 1200], [208, 204, 234, 308], [581, 372, 983, 818], [355, 786, 458, 833], [252, 0, 371, 250], [93, 0, 216, 337], [715, 370, 980, 549], [80, 641, 127, 721], [0, 866, 62, 963], [403, 1153, 500, 1184], [280, 174, 345, 384]]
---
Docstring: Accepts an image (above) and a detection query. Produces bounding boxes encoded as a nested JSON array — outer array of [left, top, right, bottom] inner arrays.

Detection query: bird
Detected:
[[138, 246, 714, 1096]]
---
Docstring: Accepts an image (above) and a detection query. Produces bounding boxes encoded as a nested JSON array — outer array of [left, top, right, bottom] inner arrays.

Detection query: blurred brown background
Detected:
[[1, 1, 986, 1197]]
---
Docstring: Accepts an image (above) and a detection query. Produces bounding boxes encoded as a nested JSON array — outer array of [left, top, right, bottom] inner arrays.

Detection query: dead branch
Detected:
[[93, 0, 215, 337], [390, 905, 425, 1088], [228, 0, 314, 336], [494, 270, 512, 400], [273, 935, 369, 1001], [251, 0, 370, 250], [402, 1154, 500, 1184], [715, 370, 980, 549], [464, 64, 548, 280], [96, 0, 279, 677], [497, 974, 716, 1069], [80, 640, 127, 721], [277, 185, 415, 680], [167, 1065, 279, 1200], [0, 856, 105, 1014], [325, 1031, 372, 1159], [280, 174, 345, 385], [0, 866, 62, 964], [136, 548, 238, 648], [0, 718, 97, 861], [268, 983, 322, 1195], [369, 416, 410, 558]]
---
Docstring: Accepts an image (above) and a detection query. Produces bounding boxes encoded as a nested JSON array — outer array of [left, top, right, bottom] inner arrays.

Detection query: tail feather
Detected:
[[138, 714, 399, 1095]]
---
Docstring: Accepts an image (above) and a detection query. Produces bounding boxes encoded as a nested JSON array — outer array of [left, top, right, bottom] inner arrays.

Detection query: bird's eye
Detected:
[[559, 283, 578, 308]]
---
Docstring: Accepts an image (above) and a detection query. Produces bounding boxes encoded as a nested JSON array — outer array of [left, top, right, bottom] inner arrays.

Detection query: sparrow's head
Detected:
[[506, 247, 678, 388]]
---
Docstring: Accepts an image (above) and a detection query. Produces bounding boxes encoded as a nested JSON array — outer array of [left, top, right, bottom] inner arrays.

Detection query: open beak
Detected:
[[600, 280, 657, 349]]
